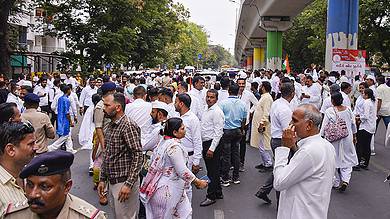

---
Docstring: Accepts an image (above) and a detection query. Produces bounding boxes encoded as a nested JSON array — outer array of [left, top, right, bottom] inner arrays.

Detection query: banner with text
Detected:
[[332, 49, 366, 78]]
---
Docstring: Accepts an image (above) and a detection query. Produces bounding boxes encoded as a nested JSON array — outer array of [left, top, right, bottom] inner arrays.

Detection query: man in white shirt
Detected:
[[175, 93, 202, 201], [177, 81, 203, 120], [65, 73, 79, 92], [255, 82, 295, 204], [376, 76, 390, 138], [274, 104, 336, 219], [142, 101, 169, 151], [33, 78, 50, 115], [6, 82, 23, 113], [125, 86, 152, 144], [301, 75, 322, 109], [217, 76, 230, 104], [79, 78, 97, 115], [188, 76, 207, 117], [158, 87, 179, 118], [200, 89, 225, 207], [271, 71, 282, 99], [237, 77, 258, 171], [340, 82, 352, 108]]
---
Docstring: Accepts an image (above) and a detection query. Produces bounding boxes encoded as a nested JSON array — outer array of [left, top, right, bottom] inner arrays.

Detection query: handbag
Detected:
[[323, 107, 349, 142]]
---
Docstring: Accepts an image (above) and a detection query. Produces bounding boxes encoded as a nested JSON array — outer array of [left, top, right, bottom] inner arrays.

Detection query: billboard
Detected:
[[332, 49, 366, 77]]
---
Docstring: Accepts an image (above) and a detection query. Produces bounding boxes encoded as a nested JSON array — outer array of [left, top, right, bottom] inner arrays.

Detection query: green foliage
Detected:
[[202, 45, 235, 70], [283, 0, 327, 72], [163, 22, 209, 69], [283, 0, 390, 72]]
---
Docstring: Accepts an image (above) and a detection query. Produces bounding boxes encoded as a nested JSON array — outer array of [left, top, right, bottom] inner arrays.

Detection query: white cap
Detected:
[[367, 75, 376, 82], [112, 74, 117, 78], [340, 77, 349, 84], [238, 71, 247, 79], [152, 101, 169, 113], [328, 76, 336, 83], [151, 74, 156, 78], [60, 74, 67, 80]]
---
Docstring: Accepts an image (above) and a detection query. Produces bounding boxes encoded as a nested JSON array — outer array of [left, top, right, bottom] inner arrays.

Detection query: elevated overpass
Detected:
[[235, 0, 360, 71]]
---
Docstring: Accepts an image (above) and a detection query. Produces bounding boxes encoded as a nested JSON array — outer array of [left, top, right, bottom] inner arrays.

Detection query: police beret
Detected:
[[24, 93, 40, 104], [101, 82, 116, 93], [19, 150, 74, 179]]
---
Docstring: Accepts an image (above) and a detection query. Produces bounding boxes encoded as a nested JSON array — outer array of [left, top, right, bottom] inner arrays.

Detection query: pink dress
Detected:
[[140, 138, 195, 219]]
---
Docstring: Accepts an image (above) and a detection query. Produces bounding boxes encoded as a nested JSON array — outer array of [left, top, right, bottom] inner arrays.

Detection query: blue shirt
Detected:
[[57, 95, 71, 136], [219, 96, 247, 129]]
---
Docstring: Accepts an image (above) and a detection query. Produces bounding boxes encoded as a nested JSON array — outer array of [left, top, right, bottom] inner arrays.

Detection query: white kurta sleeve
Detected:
[[168, 145, 196, 183], [273, 147, 315, 191]]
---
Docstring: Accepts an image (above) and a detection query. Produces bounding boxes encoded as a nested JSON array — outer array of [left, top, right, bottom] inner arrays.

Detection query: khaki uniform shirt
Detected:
[[21, 109, 55, 154], [4, 194, 106, 219], [94, 100, 110, 129], [0, 165, 27, 217]]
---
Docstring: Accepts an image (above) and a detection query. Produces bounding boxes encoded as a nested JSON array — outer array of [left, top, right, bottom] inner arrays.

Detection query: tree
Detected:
[[202, 45, 235, 70], [0, 0, 28, 77], [283, 0, 390, 72], [163, 22, 208, 69]]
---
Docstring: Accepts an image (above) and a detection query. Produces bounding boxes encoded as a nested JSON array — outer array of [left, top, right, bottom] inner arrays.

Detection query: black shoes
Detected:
[[200, 198, 216, 207], [338, 182, 348, 192], [255, 164, 266, 169], [88, 167, 93, 176], [255, 191, 272, 204], [258, 166, 273, 173]]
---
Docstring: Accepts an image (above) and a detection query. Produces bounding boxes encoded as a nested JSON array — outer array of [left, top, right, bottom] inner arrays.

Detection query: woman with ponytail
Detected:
[[355, 88, 376, 169]]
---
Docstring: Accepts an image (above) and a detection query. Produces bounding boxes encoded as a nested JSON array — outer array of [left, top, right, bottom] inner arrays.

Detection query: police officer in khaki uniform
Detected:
[[4, 150, 106, 219]]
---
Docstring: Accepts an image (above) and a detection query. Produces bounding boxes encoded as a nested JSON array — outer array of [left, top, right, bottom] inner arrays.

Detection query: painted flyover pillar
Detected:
[[259, 16, 292, 71], [325, 0, 359, 71], [253, 48, 261, 70], [246, 55, 253, 71], [259, 48, 266, 69], [266, 31, 283, 71]]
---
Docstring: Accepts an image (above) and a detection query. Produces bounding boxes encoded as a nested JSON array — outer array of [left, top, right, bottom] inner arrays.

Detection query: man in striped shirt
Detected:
[[0, 122, 37, 216]]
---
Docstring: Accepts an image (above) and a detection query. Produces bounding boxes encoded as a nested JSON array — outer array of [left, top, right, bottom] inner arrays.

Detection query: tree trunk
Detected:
[[0, 0, 15, 79]]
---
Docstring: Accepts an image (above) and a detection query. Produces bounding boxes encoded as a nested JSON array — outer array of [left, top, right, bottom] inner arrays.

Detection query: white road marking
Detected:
[[214, 209, 224, 219]]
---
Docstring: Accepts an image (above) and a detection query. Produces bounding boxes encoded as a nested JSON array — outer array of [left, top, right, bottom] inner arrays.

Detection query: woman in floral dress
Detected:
[[140, 117, 208, 219]]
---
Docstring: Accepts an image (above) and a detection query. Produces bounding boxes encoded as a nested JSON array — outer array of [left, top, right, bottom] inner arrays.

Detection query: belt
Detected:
[[109, 176, 127, 185], [188, 151, 194, 156]]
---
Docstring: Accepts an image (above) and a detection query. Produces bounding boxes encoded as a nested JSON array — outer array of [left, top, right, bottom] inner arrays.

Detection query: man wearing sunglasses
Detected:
[[0, 122, 37, 216]]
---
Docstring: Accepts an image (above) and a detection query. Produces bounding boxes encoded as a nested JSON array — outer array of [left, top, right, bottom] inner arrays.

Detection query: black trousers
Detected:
[[258, 138, 293, 205], [239, 125, 248, 165], [202, 140, 223, 200], [221, 128, 242, 180], [40, 105, 51, 115], [356, 129, 373, 166]]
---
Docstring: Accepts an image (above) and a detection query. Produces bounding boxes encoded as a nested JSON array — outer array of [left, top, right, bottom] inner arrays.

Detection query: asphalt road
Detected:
[[67, 120, 390, 219]]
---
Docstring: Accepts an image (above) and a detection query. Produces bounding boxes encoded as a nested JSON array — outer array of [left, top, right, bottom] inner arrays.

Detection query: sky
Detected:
[[174, 0, 238, 54]]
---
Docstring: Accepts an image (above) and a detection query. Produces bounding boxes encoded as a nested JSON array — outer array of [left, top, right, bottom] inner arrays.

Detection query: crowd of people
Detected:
[[0, 67, 389, 218]]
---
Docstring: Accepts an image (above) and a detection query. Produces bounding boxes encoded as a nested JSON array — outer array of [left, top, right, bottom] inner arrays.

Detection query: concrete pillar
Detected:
[[325, 0, 359, 71], [266, 31, 283, 71], [246, 55, 253, 71], [259, 48, 265, 69], [253, 48, 261, 70]]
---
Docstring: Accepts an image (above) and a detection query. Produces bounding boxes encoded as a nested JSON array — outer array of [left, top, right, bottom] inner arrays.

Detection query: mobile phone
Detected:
[[200, 175, 211, 183]]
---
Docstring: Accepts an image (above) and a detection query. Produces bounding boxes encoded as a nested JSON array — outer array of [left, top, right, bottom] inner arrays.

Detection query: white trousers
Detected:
[[48, 134, 74, 152], [258, 138, 273, 167], [333, 167, 352, 187], [370, 135, 375, 152]]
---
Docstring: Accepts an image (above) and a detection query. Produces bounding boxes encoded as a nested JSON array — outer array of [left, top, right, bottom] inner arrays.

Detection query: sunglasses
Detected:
[[9, 121, 35, 135]]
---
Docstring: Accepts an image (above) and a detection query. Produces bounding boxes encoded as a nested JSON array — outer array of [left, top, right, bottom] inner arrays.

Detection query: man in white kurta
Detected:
[[274, 104, 336, 219], [301, 75, 322, 109]]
